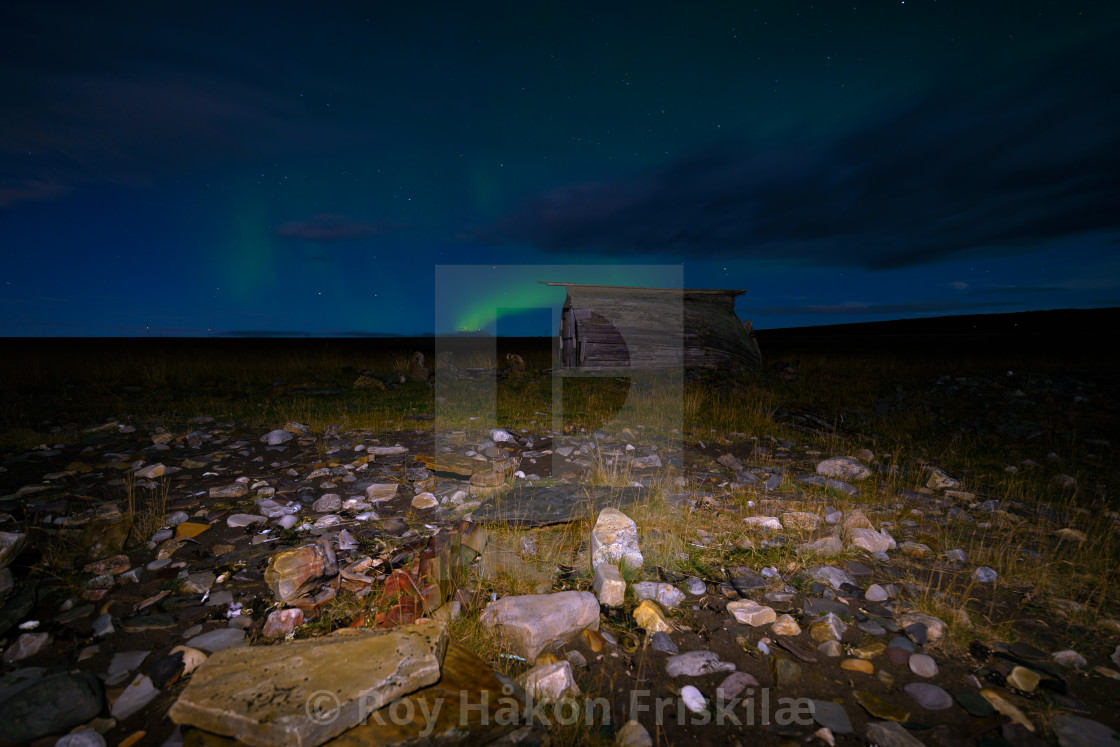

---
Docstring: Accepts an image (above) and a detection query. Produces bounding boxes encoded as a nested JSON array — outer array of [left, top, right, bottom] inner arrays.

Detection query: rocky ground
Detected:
[[1, 356, 1119, 747]]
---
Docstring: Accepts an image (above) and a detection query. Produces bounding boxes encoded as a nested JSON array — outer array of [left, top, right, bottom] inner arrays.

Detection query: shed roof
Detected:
[[540, 282, 747, 295]]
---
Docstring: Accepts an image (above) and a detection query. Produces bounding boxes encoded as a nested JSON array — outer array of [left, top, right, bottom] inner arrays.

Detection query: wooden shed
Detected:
[[542, 282, 761, 370]]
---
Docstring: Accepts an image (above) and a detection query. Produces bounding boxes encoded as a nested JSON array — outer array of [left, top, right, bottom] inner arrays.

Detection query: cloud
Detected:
[[0, 4, 366, 207], [485, 41, 1120, 270], [0, 179, 70, 208], [750, 300, 1022, 316], [276, 214, 408, 242]]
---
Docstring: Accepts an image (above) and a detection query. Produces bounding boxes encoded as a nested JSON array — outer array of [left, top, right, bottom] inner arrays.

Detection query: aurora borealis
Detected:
[[2, 2, 1118, 336]]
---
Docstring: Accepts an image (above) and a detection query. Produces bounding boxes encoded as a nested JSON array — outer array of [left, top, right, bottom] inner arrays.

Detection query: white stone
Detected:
[[909, 653, 938, 677], [848, 528, 894, 553], [593, 564, 626, 608], [1051, 650, 1087, 668], [367, 445, 407, 455], [615, 720, 653, 747], [111, 673, 160, 720], [972, 566, 998, 583], [411, 492, 438, 509], [817, 457, 872, 481], [3, 632, 50, 662], [590, 508, 643, 572], [135, 463, 167, 479], [365, 483, 398, 502], [518, 660, 579, 702], [479, 591, 599, 661], [680, 685, 707, 714], [665, 650, 736, 677], [925, 466, 960, 490], [726, 600, 777, 626], [865, 584, 889, 602], [781, 512, 821, 530], [0, 531, 27, 569], [809, 565, 857, 589], [743, 516, 783, 531], [227, 513, 267, 528], [261, 429, 293, 445], [55, 732, 107, 747], [631, 582, 685, 610]]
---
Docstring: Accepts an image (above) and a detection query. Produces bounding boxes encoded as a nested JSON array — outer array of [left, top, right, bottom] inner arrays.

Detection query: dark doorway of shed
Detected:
[[560, 308, 631, 368]]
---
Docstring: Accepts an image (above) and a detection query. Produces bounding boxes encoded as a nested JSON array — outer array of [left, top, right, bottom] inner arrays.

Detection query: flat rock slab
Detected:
[[169, 623, 448, 747], [469, 485, 646, 527], [323, 643, 521, 747]]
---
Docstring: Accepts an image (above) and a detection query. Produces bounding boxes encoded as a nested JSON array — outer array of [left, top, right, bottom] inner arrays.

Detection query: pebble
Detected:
[[771, 614, 801, 636], [972, 566, 999, 582], [632, 582, 686, 610], [3, 632, 50, 662], [186, 627, 247, 653], [1051, 715, 1120, 747], [886, 647, 911, 666], [853, 690, 910, 722], [633, 599, 672, 634], [170, 646, 208, 675], [768, 656, 800, 688], [727, 600, 776, 627], [904, 682, 953, 710], [1006, 665, 1041, 693], [897, 612, 946, 642], [809, 612, 846, 642], [817, 640, 843, 657], [717, 671, 760, 701], [841, 658, 874, 675], [665, 650, 736, 678], [909, 653, 938, 677], [261, 429, 293, 445], [679, 685, 707, 714], [866, 720, 925, 747], [649, 631, 678, 654], [1051, 650, 1087, 668], [411, 493, 438, 509], [262, 608, 304, 638], [592, 564, 626, 608], [865, 584, 889, 602], [91, 612, 115, 637], [811, 700, 853, 735], [955, 691, 996, 717], [615, 720, 653, 747], [55, 732, 107, 747], [686, 577, 706, 596], [590, 507, 643, 571], [312, 494, 342, 512], [110, 673, 160, 720], [851, 642, 885, 660], [980, 688, 1034, 731]]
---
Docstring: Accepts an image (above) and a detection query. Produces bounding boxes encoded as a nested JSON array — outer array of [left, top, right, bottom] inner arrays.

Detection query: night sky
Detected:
[[2, 1, 1118, 337]]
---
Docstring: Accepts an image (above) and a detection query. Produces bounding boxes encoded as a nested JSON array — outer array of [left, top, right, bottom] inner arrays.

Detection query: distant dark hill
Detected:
[[756, 307, 1120, 356]]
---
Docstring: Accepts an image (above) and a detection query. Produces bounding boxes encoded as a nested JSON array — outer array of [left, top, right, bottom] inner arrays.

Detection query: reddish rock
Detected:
[[262, 608, 305, 638]]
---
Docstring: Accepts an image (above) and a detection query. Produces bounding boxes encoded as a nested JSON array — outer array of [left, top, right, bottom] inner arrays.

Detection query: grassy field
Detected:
[[2, 318, 1119, 743], [3, 328, 1117, 645]]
